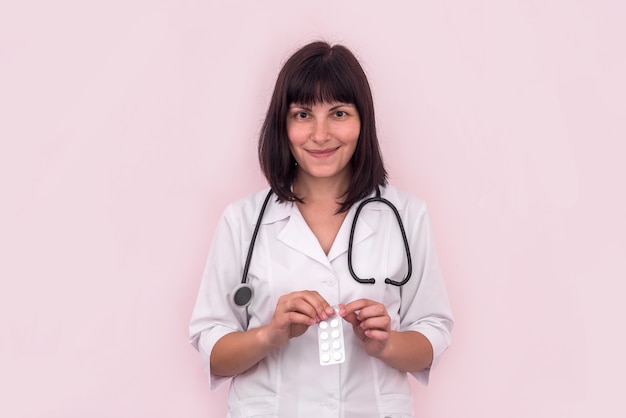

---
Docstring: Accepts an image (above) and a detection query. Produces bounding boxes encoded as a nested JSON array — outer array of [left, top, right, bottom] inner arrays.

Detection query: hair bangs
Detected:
[[286, 63, 356, 107]]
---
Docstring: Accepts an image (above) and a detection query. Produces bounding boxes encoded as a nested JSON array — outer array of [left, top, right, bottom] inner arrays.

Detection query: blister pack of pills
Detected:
[[317, 307, 345, 366]]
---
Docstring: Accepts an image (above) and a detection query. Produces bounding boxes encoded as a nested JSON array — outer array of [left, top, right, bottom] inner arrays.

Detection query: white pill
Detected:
[[332, 352, 343, 361], [331, 330, 340, 339], [320, 342, 330, 351], [332, 340, 341, 350], [319, 321, 329, 330], [320, 331, 329, 340], [321, 353, 331, 363], [330, 319, 339, 328]]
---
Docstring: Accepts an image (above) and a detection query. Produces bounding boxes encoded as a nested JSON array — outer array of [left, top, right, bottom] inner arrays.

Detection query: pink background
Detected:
[[1, 1, 625, 417]]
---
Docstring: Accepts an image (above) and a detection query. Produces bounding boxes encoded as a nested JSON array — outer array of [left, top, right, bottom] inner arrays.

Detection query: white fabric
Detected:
[[189, 185, 453, 418]]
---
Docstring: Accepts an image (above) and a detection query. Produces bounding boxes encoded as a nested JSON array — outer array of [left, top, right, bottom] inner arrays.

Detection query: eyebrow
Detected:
[[329, 104, 351, 111]]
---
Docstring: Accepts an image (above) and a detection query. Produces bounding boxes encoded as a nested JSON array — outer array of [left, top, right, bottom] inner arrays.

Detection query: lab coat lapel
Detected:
[[277, 210, 332, 268], [327, 203, 374, 262]]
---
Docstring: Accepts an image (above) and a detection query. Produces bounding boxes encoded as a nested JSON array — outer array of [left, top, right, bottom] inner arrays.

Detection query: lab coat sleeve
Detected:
[[399, 200, 453, 385], [189, 205, 249, 390]]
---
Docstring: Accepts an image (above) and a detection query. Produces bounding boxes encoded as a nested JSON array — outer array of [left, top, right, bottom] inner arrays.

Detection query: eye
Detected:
[[294, 111, 308, 119], [334, 110, 347, 118]]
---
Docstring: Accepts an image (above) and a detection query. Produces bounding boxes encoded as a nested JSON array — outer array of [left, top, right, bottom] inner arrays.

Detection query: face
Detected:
[[286, 101, 360, 184]]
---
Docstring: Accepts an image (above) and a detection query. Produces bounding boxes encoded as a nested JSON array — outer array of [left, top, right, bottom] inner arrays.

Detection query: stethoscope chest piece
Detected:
[[231, 189, 274, 309], [231, 283, 254, 308]]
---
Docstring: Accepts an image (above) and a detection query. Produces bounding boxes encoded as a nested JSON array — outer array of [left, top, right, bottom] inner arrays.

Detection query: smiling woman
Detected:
[[189, 41, 453, 417]]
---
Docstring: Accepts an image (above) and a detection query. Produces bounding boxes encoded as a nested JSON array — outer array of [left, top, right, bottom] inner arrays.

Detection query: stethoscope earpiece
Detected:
[[231, 283, 254, 308]]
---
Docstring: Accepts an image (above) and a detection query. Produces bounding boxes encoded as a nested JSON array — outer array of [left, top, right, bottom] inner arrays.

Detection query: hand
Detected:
[[263, 290, 335, 349], [340, 299, 391, 358]]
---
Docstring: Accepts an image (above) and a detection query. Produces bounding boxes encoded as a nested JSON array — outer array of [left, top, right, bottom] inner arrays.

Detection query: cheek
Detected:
[[286, 124, 308, 145], [342, 123, 360, 145]]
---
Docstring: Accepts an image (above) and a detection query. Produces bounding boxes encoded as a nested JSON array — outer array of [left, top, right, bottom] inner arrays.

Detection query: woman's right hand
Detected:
[[261, 290, 335, 349], [211, 290, 334, 377]]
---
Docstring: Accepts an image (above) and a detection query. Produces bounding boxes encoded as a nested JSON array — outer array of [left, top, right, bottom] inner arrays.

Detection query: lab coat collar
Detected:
[[328, 186, 402, 260], [327, 201, 371, 262], [252, 191, 330, 265], [256, 191, 292, 226], [265, 186, 400, 267], [278, 210, 331, 267]]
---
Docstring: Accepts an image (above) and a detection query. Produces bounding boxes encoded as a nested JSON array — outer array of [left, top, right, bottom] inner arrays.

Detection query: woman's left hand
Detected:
[[340, 299, 391, 358]]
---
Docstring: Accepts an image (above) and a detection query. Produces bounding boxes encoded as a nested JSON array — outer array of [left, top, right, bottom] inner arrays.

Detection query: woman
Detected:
[[190, 41, 453, 417]]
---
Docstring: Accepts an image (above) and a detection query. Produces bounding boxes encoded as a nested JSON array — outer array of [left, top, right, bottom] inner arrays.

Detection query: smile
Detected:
[[307, 147, 339, 158]]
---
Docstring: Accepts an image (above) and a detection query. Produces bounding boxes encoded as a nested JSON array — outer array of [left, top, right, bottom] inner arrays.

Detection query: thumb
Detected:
[[340, 307, 360, 328]]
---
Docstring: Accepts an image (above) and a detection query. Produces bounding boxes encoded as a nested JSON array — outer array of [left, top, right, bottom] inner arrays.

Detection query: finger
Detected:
[[273, 299, 318, 326], [338, 304, 365, 332], [363, 328, 390, 342], [283, 311, 317, 327], [354, 303, 388, 322], [293, 291, 334, 320], [281, 297, 319, 322], [341, 310, 360, 328], [283, 292, 332, 322], [357, 315, 391, 332], [341, 298, 377, 317]]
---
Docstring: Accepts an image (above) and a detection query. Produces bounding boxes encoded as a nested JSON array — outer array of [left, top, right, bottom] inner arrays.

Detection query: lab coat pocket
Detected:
[[228, 395, 278, 418], [378, 393, 414, 418]]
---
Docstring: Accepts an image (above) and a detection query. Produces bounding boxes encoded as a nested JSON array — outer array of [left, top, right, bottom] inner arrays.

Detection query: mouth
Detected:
[[307, 147, 339, 158]]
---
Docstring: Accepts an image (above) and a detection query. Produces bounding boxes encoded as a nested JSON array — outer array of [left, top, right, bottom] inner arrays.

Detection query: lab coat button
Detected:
[[326, 400, 337, 410], [326, 277, 336, 286]]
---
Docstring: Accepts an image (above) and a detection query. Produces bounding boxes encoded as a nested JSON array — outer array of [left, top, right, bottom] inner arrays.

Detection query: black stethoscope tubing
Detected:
[[231, 187, 412, 308], [231, 189, 274, 308], [347, 187, 412, 286]]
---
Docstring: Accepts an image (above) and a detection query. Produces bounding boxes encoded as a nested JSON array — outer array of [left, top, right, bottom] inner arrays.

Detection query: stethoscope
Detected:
[[231, 187, 413, 308]]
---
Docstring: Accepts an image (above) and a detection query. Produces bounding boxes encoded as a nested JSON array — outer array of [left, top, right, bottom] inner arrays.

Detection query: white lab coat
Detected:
[[189, 185, 453, 418]]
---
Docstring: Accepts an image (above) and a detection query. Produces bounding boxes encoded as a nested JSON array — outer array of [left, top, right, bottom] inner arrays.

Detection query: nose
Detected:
[[311, 119, 330, 142]]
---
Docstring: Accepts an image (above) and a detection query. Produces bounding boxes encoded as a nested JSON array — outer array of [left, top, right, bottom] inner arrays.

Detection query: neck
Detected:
[[293, 171, 351, 204]]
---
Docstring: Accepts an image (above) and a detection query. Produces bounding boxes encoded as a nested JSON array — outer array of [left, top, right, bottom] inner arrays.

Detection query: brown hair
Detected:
[[258, 41, 387, 212]]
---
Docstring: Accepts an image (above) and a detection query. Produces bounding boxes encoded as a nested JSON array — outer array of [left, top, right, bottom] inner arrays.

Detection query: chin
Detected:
[[305, 168, 348, 180]]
